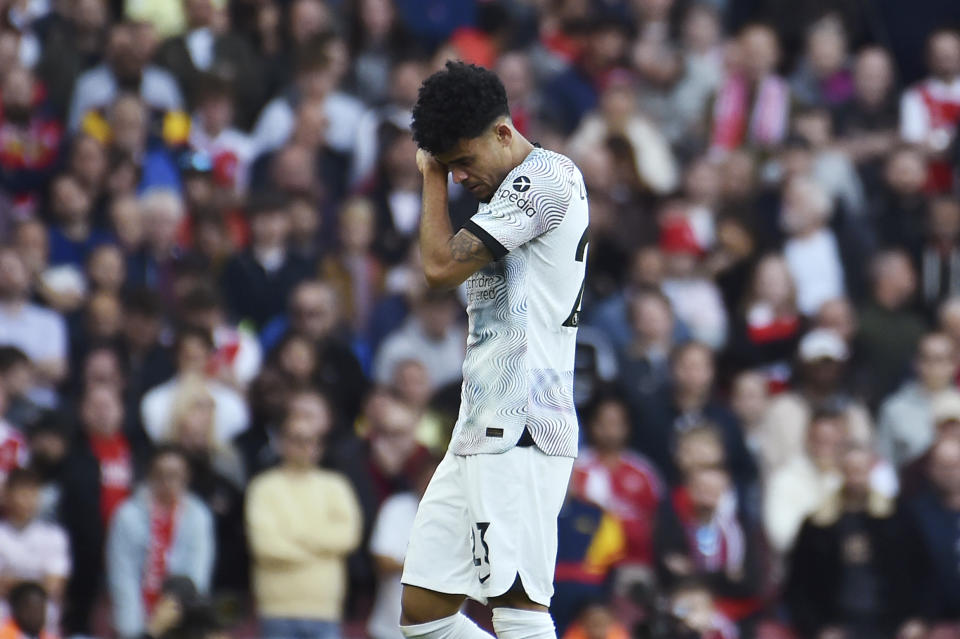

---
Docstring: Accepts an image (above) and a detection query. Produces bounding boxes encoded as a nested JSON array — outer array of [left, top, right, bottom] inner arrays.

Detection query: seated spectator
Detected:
[[362, 121, 426, 266], [900, 393, 960, 495], [917, 197, 960, 315], [724, 254, 803, 385], [781, 176, 846, 317], [389, 358, 451, 458], [877, 332, 960, 468], [857, 250, 928, 405], [140, 327, 249, 446], [320, 197, 385, 333], [367, 458, 436, 639], [154, 0, 264, 130], [24, 414, 69, 523], [46, 173, 112, 271], [632, 342, 756, 489], [903, 436, 960, 622], [0, 66, 63, 220], [183, 78, 257, 196], [710, 24, 790, 152], [250, 36, 363, 159], [0, 470, 70, 631], [786, 445, 924, 639], [59, 383, 135, 636], [764, 410, 846, 555], [618, 287, 675, 407], [790, 16, 854, 108], [0, 582, 55, 639], [655, 464, 764, 626], [571, 392, 663, 570], [833, 47, 898, 192], [659, 216, 728, 350], [245, 411, 362, 639], [178, 285, 262, 390], [164, 376, 247, 594], [729, 371, 770, 464], [218, 192, 314, 330], [125, 189, 185, 306], [85, 243, 127, 296], [67, 21, 183, 131], [0, 247, 68, 386], [758, 329, 872, 475], [662, 578, 738, 639], [373, 289, 465, 392], [875, 145, 929, 254], [567, 76, 680, 196], [106, 445, 215, 639]]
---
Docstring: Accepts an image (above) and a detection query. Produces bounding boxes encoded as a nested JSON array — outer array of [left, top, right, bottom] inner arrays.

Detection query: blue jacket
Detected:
[[106, 487, 215, 638]]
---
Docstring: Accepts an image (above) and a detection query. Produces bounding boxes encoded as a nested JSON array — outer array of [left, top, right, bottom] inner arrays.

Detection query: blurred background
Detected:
[[1, 0, 960, 638]]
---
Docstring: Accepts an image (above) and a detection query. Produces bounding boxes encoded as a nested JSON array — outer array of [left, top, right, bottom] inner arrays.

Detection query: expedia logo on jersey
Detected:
[[497, 177, 537, 217]]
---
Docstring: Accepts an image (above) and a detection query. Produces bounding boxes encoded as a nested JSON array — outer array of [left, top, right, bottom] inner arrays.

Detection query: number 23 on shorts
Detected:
[[471, 522, 491, 584]]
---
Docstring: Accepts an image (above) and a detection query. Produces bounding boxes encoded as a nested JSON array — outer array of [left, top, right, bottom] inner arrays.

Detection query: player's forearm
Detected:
[[419, 171, 457, 288]]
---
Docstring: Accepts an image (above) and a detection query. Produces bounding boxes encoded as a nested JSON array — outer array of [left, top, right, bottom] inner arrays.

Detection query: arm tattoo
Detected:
[[449, 232, 487, 262]]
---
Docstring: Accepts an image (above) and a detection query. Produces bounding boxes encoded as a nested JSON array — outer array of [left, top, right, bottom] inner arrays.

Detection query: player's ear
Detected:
[[495, 121, 513, 147]]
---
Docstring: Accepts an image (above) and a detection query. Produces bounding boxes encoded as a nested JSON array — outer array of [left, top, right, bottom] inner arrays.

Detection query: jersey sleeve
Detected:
[[464, 154, 575, 257]]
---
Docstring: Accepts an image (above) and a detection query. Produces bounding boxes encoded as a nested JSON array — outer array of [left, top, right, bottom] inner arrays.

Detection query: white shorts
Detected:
[[401, 446, 573, 606]]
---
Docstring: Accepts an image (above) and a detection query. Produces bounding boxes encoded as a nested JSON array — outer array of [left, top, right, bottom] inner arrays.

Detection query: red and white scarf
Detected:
[[142, 501, 178, 614], [711, 74, 789, 151]]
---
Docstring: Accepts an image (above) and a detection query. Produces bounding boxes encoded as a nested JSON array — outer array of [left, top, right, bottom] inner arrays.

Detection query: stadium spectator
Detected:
[[367, 458, 436, 639], [617, 287, 675, 407], [59, 383, 135, 636], [154, 0, 264, 130], [106, 445, 215, 639], [876, 332, 960, 468], [218, 192, 313, 330], [68, 21, 183, 132], [245, 411, 362, 639], [759, 329, 872, 474], [900, 29, 960, 192], [0, 582, 55, 639], [140, 326, 249, 446], [571, 392, 663, 569], [903, 436, 960, 622], [0, 469, 70, 630], [763, 410, 846, 554], [373, 289, 465, 392], [631, 341, 755, 488], [0, 247, 68, 386], [655, 464, 765, 627], [856, 250, 928, 404], [786, 445, 924, 639]]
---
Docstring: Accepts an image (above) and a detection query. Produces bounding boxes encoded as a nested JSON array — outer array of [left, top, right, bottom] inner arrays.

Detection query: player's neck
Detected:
[[507, 133, 536, 172]]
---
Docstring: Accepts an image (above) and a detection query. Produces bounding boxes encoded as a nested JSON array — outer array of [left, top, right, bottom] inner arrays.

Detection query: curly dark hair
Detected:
[[411, 60, 510, 155]]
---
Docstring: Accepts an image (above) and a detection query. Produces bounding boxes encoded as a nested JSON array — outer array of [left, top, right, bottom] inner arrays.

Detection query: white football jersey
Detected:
[[450, 147, 589, 457]]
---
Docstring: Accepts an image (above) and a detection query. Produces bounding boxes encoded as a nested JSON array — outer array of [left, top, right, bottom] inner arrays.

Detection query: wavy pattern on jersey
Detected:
[[448, 148, 585, 458], [527, 369, 578, 456], [479, 149, 575, 252]]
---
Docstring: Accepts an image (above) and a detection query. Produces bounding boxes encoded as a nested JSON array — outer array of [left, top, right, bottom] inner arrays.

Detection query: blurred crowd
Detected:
[[3, 0, 960, 639]]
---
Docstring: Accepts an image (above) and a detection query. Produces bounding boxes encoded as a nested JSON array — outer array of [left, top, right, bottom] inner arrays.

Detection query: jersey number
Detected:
[[562, 227, 589, 327], [472, 522, 491, 583]]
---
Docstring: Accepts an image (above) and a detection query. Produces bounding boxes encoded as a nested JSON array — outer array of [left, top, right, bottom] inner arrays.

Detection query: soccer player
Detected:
[[400, 61, 590, 639]]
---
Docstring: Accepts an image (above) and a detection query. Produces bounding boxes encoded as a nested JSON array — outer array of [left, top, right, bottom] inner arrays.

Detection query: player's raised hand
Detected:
[[416, 149, 447, 177]]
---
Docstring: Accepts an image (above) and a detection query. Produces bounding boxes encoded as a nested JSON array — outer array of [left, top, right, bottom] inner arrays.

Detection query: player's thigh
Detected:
[[401, 452, 476, 618], [463, 447, 573, 606]]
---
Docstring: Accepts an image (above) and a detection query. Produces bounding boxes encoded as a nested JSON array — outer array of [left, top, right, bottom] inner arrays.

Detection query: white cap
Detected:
[[798, 329, 849, 362]]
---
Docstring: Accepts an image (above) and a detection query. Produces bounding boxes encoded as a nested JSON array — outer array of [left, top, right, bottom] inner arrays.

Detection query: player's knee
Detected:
[[400, 585, 464, 626]]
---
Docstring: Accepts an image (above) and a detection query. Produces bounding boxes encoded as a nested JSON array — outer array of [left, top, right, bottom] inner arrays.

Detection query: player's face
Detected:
[[436, 123, 513, 202]]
